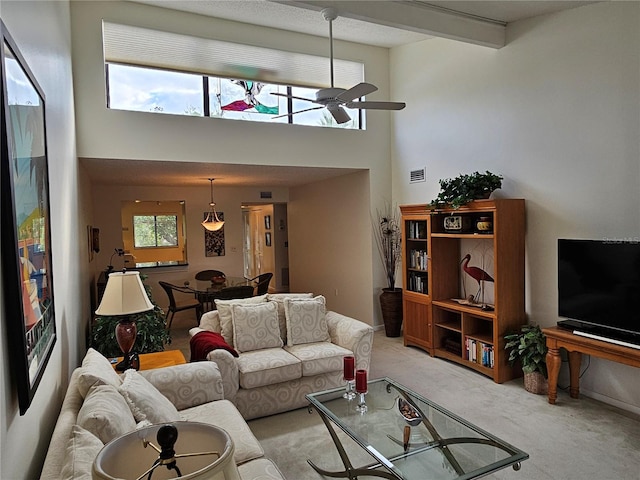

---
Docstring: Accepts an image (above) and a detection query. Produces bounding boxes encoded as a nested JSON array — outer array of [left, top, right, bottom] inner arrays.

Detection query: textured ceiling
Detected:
[[81, 158, 363, 187]]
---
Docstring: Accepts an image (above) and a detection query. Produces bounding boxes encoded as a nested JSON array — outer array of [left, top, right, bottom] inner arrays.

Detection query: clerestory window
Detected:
[[103, 22, 365, 129]]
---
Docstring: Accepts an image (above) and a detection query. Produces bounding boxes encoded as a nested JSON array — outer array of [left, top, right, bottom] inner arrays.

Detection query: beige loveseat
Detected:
[[40, 349, 285, 480], [190, 293, 374, 420]]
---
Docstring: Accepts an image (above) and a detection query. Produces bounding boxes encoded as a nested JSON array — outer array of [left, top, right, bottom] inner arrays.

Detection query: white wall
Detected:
[[0, 1, 88, 477], [71, 0, 396, 328], [289, 171, 373, 323], [391, 2, 640, 413]]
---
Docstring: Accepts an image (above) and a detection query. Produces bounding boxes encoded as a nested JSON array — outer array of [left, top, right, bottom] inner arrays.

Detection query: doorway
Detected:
[[242, 203, 289, 292]]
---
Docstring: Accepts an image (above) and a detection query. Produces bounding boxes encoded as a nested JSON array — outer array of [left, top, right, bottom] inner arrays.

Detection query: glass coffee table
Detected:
[[305, 378, 528, 479]]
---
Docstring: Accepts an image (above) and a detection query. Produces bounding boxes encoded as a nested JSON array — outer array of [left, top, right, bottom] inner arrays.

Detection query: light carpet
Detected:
[[248, 332, 640, 480]]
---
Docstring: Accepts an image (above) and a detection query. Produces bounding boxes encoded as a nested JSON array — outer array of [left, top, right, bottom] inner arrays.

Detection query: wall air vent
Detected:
[[410, 168, 426, 184], [260, 191, 273, 199]]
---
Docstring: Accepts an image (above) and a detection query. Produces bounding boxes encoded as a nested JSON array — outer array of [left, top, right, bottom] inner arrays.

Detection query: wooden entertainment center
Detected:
[[543, 326, 640, 405]]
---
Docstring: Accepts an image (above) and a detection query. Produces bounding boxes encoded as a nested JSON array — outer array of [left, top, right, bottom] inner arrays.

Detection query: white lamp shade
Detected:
[[202, 212, 224, 232], [95, 271, 154, 316], [92, 422, 240, 480]]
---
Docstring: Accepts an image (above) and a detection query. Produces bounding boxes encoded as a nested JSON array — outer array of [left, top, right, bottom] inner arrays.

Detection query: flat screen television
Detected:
[[558, 239, 640, 346]]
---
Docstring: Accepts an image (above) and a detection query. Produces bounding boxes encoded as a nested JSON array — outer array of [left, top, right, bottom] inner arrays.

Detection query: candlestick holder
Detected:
[[343, 355, 356, 400], [355, 369, 368, 413]]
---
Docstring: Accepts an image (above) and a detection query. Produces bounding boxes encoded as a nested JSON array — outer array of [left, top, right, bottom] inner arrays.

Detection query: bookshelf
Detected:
[[400, 205, 431, 351], [400, 199, 525, 383]]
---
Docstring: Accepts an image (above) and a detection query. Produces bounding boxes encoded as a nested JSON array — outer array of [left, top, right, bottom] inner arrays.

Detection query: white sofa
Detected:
[[190, 293, 374, 420], [40, 349, 285, 480]]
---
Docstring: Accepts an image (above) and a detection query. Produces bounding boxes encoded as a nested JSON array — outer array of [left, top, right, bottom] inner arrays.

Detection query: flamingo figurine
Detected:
[[460, 254, 494, 303]]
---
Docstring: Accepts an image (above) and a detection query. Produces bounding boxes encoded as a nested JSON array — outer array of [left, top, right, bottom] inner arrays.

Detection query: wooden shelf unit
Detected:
[[400, 199, 526, 383], [400, 205, 431, 351]]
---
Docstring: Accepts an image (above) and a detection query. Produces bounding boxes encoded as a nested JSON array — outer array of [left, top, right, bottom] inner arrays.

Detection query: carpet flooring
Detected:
[[168, 313, 640, 479]]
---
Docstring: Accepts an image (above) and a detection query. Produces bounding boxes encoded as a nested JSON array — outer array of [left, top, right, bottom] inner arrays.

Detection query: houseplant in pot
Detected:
[[431, 171, 503, 209], [504, 324, 548, 394], [374, 204, 403, 337]]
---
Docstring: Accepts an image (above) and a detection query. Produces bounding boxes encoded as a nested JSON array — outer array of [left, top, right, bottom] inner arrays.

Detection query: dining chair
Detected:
[[158, 281, 203, 331], [195, 269, 226, 281], [248, 272, 273, 296], [215, 285, 255, 301]]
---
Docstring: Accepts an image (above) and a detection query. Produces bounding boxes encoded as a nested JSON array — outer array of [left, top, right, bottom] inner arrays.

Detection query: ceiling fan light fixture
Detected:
[[202, 178, 225, 232]]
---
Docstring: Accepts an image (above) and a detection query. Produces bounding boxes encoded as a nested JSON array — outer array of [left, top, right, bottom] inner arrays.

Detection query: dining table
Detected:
[[181, 275, 256, 312]]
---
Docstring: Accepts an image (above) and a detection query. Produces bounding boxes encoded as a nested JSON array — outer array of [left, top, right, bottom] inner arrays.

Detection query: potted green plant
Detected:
[[431, 171, 503, 209], [374, 204, 403, 337], [91, 275, 170, 357], [504, 324, 548, 394]]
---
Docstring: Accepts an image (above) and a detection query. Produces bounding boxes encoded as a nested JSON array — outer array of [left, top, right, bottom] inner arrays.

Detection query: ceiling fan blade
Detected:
[[272, 105, 324, 119], [346, 101, 406, 111], [336, 82, 378, 103], [328, 105, 351, 124], [271, 92, 317, 103]]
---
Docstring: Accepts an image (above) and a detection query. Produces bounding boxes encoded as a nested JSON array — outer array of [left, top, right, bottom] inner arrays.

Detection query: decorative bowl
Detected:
[[398, 398, 422, 426], [212, 275, 226, 285]]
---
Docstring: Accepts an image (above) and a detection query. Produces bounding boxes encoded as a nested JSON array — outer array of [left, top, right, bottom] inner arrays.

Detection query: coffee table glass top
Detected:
[[306, 378, 528, 479]]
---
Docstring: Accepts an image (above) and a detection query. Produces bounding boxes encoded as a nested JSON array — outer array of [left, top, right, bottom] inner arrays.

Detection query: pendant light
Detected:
[[202, 178, 225, 232]]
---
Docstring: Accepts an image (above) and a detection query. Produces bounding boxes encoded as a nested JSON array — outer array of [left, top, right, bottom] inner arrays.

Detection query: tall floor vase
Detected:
[[380, 288, 403, 337]]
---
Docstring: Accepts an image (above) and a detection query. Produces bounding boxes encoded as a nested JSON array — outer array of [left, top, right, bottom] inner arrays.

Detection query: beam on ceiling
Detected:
[[271, 0, 506, 49]]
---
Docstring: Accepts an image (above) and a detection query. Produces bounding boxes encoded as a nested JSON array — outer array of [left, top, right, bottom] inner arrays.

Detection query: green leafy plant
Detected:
[[431, 171, 503, 209], [373, 204, 402, 290], [91, 276, 170, 357], [504, 324, 548, 378]]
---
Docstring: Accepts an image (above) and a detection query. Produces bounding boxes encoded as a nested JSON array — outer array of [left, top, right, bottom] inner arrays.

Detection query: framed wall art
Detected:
[[204, 211, 225, 256], [264, 215, 271, 230], [0, 21, 57, 415], [265, 232, 272, 247]]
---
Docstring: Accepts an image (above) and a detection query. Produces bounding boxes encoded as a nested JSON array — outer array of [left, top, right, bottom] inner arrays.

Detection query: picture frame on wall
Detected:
[[265, 232, 272, 247], [0, 20, 57, 415], [204, 211, 225, 256], [264, 215, 271, 230]]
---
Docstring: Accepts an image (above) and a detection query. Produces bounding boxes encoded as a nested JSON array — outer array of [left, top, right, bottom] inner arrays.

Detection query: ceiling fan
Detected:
[[272, 8, 406, 124]]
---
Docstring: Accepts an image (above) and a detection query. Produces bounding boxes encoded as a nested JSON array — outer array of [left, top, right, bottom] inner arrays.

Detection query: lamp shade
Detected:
[[95, 271, 153, 316], [92, 422, 239, 480], [202, 211, 225, 232]]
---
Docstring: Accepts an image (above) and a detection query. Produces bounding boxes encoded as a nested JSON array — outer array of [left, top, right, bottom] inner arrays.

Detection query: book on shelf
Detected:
[[465, 337, 494, 368], [407, 221, 427, 240], [409, 249, 428, 270]]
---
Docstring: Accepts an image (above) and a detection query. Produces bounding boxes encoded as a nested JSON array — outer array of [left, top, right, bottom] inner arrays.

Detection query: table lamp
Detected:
[[92, 421, 240, 480], [95, 271, 154, 371]]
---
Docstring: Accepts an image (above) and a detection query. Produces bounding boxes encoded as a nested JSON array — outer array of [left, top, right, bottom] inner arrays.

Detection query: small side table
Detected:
[[111, 349, 186, 371]]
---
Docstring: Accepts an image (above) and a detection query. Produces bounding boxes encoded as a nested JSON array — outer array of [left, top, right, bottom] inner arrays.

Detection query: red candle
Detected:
[[343, 356, 355, 381], [355, 369, 367, 393]]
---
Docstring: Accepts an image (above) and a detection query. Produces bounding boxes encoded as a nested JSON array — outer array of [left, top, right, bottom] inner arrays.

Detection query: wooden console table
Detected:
[[543, 327, 640, 405]]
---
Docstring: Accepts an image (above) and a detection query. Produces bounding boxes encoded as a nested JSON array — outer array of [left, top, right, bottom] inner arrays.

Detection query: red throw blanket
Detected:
[[190, 331, 238, 361]]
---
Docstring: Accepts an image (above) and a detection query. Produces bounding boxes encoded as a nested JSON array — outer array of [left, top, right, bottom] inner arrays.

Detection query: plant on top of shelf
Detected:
[[430, 171, 503, 209], [504, 324, 548, 394]]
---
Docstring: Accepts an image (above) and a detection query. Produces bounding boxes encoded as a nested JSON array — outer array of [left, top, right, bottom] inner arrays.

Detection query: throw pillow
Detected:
[[284, 295, 329, 347], [60, 425, 104, 480], [231, 301, 283, 353], [267, 293, 314, 341], [77, 384, 136, 444], [215, 293, 267, 347], [118, 369, 181, 424], [77, 348, 122, 398]]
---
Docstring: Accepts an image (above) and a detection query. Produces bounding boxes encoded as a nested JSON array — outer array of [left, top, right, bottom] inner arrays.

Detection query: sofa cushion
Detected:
[[215, 294, 268, 347], [232, 301, 283, 353], [118, 369, 181, 424], [60, 426, 104, 480], [238, 458, 286, 480], [77, 384, 136, 444], [236, 348, 302, 389], [179, 399, 264, 465], [284, 295, 329, 346], [199, 309, 221, 333], [284, 342, 353, 377], [77, 348, 122, 398], [267, 293, 314, 342]]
